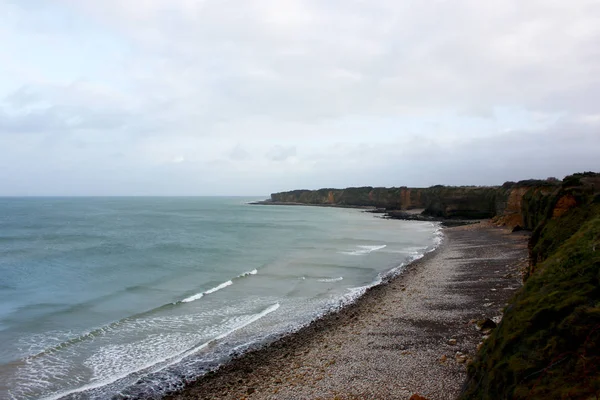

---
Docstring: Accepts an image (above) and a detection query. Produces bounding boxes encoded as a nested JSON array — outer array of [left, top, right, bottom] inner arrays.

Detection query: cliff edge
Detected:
[[461, 172, 600, 399], [266, 179, 570, 223]]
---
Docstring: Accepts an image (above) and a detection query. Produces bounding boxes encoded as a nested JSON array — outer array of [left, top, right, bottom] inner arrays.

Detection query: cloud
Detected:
[[229, 144, 250, 161], [59, 0, 600, 118], [266, 145, 297, 162], [0, 82, 138, 134], [0, 0, 598, 194]]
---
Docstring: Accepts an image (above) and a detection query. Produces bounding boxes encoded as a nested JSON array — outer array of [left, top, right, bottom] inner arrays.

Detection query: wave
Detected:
[[340, 244, 386, 256], [181, 269, 258, 304], [39, 303, 281, 400], [433, 223, 444, 247], [22, 272, 260, 360], [204, 280, 233, 295], [238, 269, 258, 278], [182, 280, 233, 303], [318, 277, 344, 282]]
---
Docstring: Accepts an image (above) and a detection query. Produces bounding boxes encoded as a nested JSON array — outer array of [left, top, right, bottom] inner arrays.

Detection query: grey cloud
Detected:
[[88, 0, 600, 119], [266, 145, 297, 161], [0, 1, 598, 195], [0, 84, 142, 135], [44, 0, 600, 127], [0, 104, 132, 134], [229, 144, 250, 160]]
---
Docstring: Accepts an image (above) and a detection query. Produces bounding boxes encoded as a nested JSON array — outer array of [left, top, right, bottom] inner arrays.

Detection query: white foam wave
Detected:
[[238, 269, 258, 278], [432, 223, 444, 247], [336, 276, 383, 309], [39, 303, 280, 400], [182, 280, 233, 303], [318, 277, 344, 283], [204, 280, 232, 294], [340, 244, 386, 256], [181, 293, 204, 303]]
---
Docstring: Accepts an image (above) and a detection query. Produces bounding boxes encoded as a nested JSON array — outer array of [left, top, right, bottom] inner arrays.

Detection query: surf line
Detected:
[[39, 303, 280, 400], [181, 268, 258, 303]]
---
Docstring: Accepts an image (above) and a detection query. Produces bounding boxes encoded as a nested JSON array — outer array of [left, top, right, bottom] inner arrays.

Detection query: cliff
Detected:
[[460, 172, 600, 399], [268, 180, 563, 221]]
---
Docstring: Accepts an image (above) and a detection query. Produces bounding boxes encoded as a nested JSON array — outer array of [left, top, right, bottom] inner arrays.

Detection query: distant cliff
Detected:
[[267, 180, 566, 221]]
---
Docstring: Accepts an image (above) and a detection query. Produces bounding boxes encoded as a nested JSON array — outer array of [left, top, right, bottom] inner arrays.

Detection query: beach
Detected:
[[166, 221, 529, 400]]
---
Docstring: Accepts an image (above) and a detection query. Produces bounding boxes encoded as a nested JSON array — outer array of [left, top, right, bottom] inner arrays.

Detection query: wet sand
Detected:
[[166, 221, 528, 400]]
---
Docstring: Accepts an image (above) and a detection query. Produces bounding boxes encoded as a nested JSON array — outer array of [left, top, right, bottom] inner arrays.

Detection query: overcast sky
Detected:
[[0, 1, 599, 195]]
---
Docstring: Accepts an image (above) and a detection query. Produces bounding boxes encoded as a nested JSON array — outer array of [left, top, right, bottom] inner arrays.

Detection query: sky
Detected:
[[0, 0, 599, 196]]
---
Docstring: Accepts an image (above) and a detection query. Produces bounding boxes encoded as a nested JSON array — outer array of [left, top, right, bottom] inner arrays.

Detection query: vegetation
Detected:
[[461, 174, 600, 399], [271, 185, 502, 218]]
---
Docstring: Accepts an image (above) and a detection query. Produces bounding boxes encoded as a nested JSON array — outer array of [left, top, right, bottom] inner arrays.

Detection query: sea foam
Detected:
[[238, 269, 258, 278], [182, 280, 233, 303], [182, 269, 259, 304], [318, 277, 344, 282], [340, 244, 387, 256], [39, 303, 281, 400]]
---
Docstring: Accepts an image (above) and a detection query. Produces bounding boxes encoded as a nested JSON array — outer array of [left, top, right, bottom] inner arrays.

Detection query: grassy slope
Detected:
[[461, 201, 600, 399]]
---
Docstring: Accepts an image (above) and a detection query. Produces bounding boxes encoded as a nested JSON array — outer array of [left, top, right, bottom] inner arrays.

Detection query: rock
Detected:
[[448, 338, 457, 345], [456, 354, 468, 364], [410, 394, 430, 400], [476, 318, 497, 331], [511, 225, 523, 232]]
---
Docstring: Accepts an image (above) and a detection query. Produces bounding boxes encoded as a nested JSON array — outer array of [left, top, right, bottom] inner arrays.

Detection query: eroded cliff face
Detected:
[[271, 183, 540, 220], [493, 186, 530, 227], [269, 174, 599, 224]]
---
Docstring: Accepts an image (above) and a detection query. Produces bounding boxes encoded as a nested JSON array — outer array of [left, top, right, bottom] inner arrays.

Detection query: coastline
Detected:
[[165, 221, 529, 400], [250, 201, 479, 227], [249, 200, 377, 209]]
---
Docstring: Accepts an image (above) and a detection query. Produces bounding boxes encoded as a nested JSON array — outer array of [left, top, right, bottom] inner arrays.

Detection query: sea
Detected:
[[0, 197, 441, 400]]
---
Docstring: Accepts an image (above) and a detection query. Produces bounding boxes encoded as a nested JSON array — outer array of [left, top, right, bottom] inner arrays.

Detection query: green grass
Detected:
[[461, 205, 600, 399]]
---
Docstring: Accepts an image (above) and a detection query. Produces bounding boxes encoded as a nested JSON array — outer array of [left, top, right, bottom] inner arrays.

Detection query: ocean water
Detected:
[[0, 197, 441, 400]]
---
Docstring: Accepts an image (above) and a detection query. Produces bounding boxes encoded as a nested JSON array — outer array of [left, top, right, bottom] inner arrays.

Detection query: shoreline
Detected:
[[250, 201, 480, 227], [249, 200, 378, 209], [165, 221, 529, 400]]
